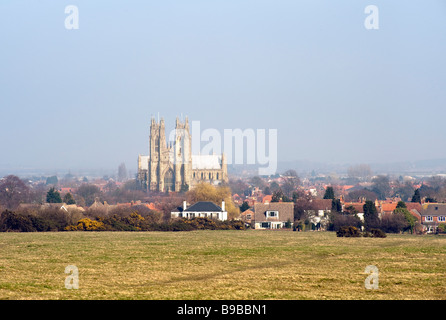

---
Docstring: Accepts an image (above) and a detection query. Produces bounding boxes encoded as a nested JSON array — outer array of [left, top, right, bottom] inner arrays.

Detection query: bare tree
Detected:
[[76, 183, 101, 207], [371, 175, 392, 200], [0, 175, 30, 210], [281, 169, 301, 197]]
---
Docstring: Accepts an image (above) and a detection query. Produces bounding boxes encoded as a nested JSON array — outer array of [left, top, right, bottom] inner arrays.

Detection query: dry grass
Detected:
[[0, 230, 445, 300]]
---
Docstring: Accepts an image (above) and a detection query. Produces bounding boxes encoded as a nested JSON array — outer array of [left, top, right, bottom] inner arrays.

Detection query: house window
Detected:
[[246, 214, 251, 220], [439, 216, 445, 222], [425, 216, 433, 222], [261, 222, 271, 228], [266, 211, 279, 218]]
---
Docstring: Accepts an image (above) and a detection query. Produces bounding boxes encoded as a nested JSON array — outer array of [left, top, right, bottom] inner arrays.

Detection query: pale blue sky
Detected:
[[0, 1, 445, 175]]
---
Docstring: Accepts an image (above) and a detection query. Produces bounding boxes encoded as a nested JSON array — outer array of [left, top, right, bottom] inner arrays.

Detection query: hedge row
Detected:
[[0, 210, 70, 232], [0, 210, 246, 232], [336, 226, 387, 238], [65, 215, 246, 232]]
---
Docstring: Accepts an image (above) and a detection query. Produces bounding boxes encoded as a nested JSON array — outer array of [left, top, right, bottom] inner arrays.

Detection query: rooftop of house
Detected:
[[310, 199, 333, 210], [421, 203, 446, 216], [381, 203, 397, 212], [254, 202, 294, 221], [181, 201, 224, 212], [262, 195, 272, 203], [241, 209, 254, 216]]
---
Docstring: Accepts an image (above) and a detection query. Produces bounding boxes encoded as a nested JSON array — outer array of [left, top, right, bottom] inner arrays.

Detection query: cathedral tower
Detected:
[[138, 116, 228, 192]]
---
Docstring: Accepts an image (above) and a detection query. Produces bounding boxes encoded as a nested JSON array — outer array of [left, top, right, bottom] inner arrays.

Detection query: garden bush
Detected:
[[336, 226, 361, 237]]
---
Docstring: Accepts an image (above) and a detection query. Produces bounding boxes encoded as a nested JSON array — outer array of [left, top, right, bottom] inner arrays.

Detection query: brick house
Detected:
[[240, 209, 255, 226], [253, 202, 294, 229], [421, 203, 446, 233]]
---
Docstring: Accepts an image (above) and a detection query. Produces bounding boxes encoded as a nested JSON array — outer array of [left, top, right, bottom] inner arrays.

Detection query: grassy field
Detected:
[[0, 230, 445, 300]]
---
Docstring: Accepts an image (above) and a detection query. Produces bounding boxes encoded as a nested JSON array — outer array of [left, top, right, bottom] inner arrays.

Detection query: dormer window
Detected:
[[266, 210, 279, 218]]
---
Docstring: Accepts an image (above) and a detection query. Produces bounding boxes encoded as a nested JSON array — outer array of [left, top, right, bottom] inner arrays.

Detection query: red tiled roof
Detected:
[[263, 195, 272, 203], [381, 203, 397, 212], [406, 202, 422, 212]]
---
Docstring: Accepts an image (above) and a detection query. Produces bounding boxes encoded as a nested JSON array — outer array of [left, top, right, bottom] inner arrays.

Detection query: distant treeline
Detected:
[[0, 209, 246, 232]]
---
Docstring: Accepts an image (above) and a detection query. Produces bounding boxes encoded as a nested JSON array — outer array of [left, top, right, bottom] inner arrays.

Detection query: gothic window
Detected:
[[164, 169, 174, 192]]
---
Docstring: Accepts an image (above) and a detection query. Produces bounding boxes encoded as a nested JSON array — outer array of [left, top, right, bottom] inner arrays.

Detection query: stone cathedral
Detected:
[[137, 116, 228, 192]]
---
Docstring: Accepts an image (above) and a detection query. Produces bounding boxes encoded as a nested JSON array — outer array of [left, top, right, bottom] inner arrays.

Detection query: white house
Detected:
[[171, 200, 228, 221]]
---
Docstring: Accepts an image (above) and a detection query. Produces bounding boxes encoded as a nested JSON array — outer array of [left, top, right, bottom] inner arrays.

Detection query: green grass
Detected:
[[0, 230, 445, 300]]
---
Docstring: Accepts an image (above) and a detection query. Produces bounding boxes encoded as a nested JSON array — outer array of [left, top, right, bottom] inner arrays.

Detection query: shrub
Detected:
[[437, 224, 446, 234], [369, 228, 387, 238], [38, 207, 71, 231], [28, 215, 52, 232], [328, 213, 362, 232], [336, 226, 361, 237], [180, 217, 246, 231], [0, 211, 35, 232], [66, 218, 105, 231], [380, 213, 408, 233]]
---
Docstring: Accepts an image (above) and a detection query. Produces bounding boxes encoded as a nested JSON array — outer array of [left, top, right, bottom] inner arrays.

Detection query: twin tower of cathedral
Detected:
[[137, 116, 228, 192]]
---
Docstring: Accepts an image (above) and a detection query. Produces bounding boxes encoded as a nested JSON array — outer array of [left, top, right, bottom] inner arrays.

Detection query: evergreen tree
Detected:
[[396, 201, 407, 209], [411, 189, 421, 203], [46, 187, 62, 203], [332, 199, 342, 212], [63, 192, 76, 205], [363, 200, 380, 231], [240, 201, 250, 212], [323, 186, 335, 200]]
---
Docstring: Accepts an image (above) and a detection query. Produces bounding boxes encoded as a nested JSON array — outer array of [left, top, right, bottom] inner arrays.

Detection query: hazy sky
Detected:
[[1, 1, 445, 175]]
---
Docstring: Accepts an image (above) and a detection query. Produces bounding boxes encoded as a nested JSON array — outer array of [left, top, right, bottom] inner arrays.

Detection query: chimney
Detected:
[[183, 200, 187, 211], [221, 200, 225, 211]]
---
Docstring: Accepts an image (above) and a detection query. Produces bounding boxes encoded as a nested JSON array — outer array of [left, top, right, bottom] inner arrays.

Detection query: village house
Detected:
[[232, 194, 244, 206], [421, 203, 446, 233], [253, 202, 294, 229], [342, 202, 365, 221], [89, 199, 157, 214], [304, 199, 333, 230], [240, 209, 254, 226], [171, 200, 228, 221]]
